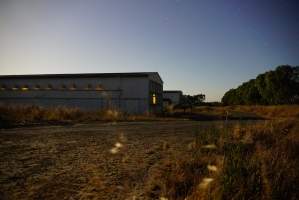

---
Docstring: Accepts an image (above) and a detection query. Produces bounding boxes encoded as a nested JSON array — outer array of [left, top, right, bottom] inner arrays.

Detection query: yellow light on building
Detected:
[[152, 93, 157, 105], [21, 87, 29, 91], [21, 85, 29, 91]]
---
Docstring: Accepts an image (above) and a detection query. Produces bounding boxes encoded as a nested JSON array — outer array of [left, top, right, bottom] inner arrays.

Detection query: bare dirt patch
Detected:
[[0, 121, 220, 200]]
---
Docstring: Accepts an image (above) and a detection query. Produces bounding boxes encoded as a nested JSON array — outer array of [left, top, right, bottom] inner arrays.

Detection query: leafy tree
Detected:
[[179, 94, 206, 112], [222, 65, 299, 105]]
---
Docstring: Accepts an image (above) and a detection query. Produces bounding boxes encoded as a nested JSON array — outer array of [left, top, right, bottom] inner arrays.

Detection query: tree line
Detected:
[[222, 65, 299, 105]]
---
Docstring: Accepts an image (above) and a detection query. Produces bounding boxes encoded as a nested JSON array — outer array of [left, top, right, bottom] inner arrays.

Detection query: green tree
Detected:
[[222, 65, 299, 105], [179, 94, 206, 112]]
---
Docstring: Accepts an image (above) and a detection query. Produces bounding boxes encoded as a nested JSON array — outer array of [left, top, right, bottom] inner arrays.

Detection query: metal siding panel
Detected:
[[0, 76, 154, 114]]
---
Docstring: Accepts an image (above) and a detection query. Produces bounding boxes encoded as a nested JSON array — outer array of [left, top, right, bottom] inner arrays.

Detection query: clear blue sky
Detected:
[[0, 0, 298, 101]]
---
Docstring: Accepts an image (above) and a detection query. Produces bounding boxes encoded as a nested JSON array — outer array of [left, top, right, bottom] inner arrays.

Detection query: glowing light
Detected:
[[207, 165, 218, 172], [201, 144, 217, 149], [152, 93, 157, 105], [115, 142, 123, 148], [198, 178, 214, 189], [110, 147, 119, 154], [21, 87, 29, 91], [12, 85, 19, 90], [109, 141, 124, 154]]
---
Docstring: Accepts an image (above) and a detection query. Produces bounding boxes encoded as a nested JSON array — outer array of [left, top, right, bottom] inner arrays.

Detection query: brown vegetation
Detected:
[[0, 105, 298, 199], [0, 105, 169, 128], [172, 105, 299, 121], [144, 119, 299, 200], [1, 105, 298, 128]]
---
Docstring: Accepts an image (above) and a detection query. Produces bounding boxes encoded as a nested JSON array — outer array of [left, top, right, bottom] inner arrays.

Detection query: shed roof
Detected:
[[0, 72, 163, 84]]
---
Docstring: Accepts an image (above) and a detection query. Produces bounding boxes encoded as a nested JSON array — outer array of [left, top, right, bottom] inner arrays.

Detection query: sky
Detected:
[[0, 0, 298, 101]]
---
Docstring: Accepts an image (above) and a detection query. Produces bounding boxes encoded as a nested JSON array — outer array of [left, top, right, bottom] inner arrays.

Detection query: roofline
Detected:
[[0, 72, 159, 80], [151, 72, 164, 84]]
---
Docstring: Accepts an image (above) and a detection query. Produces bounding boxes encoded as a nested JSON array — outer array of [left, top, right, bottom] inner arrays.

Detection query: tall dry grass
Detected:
[[194, 105, 299, 120], [218, 105, 299, 120], [0, 105, 163, 128], [143, 119, 299, 200]]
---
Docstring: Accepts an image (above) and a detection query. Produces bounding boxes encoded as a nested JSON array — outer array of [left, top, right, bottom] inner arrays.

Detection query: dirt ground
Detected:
[[0, 121, 230, 200]]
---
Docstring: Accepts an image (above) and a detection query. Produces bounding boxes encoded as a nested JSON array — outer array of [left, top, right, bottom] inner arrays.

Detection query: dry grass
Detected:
[[0, 105, 298, 199], [192, 105, 299, 120], [144, 119, 299, 200], [0, 121, 218, 200], [2, 105, 298, 128], [0, 105, 168, 128]]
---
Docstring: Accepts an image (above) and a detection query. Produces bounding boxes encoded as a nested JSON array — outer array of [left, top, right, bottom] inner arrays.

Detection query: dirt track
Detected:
[[0, 121, 214, 200]]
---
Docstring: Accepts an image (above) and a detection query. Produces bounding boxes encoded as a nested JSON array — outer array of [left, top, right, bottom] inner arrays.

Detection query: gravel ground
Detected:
[[0, 121, 230, 200]]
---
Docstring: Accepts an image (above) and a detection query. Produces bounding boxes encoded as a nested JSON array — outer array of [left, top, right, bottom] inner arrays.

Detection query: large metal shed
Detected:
[[0, 72, 163, 114]]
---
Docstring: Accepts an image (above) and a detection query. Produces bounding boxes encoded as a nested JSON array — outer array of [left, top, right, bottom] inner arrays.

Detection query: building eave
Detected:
[[0, 72, 157, 80]]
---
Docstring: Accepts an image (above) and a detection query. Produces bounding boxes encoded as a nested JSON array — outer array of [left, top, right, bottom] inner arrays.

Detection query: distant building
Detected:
[[163, 90, 183, 106], [0, 72, 163, 114]]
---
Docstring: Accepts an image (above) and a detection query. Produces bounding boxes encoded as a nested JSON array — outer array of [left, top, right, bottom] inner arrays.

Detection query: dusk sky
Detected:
[[0, 0, 298, 101]]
